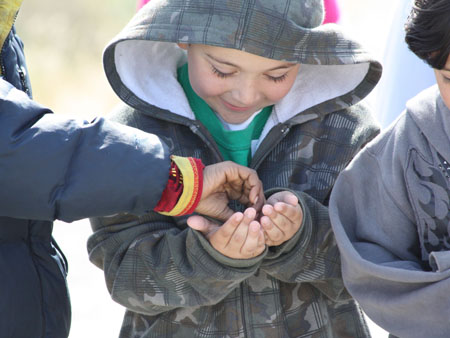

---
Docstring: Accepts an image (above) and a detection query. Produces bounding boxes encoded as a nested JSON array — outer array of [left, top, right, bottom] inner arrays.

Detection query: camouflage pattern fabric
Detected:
[[89, 103, 378, 337], [88, 0, 381, 337]]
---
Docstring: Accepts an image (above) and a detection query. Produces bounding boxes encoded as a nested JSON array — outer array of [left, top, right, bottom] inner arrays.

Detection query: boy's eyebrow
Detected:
[[206, 53, 296, 70]]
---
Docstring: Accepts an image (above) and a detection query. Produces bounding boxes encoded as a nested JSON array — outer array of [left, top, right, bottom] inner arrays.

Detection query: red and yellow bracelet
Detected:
[[154, 155, 204, 216]]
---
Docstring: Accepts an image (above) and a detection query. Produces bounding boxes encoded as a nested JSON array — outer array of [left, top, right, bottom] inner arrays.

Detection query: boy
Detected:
[[329, 0, 450, 337], [0, 2, 265, 337], [88, 0, 381, 336]]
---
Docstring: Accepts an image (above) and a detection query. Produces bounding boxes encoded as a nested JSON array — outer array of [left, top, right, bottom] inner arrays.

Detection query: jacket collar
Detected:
[[112, 40, 371, 125], [407, 85, 450, 162], [0, 0, 23, 75]]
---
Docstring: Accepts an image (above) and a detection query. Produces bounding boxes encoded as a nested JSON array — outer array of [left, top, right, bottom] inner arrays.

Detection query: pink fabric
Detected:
[[323, 0, 340, 24], [137, 0, 150, 10]]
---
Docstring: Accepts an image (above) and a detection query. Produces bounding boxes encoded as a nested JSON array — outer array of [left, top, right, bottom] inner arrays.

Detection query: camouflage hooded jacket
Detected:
[[88, 1, 381, 337]]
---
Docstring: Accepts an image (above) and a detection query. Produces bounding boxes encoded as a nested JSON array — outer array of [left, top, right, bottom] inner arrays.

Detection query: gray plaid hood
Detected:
[[104, 0, 381, 127]]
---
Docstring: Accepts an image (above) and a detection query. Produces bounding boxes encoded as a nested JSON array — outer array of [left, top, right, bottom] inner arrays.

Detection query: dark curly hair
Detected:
[[405, 0, 450, 69]]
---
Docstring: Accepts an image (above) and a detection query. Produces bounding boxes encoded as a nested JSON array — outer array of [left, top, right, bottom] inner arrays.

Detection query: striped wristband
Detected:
[[154, 155, 204, 216]]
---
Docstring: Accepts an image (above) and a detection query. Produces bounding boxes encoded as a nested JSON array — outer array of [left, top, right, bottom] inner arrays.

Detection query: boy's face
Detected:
[[434, 54, 450, 110], [181, 44, 300, 124]]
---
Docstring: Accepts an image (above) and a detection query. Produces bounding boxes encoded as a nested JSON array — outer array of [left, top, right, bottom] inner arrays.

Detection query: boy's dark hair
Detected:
[[405, 0, 450, 69]]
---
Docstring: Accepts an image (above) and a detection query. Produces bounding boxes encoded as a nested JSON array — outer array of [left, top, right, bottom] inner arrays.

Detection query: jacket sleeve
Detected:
[[259, 188, 348, 302], [87, 212, 265, 316], [329, 124, 450, 338], [0, 79, 171, 222]]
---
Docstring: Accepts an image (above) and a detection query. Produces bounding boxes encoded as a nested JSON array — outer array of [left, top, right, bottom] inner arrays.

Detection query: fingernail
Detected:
[[254, 197, 259, 205]]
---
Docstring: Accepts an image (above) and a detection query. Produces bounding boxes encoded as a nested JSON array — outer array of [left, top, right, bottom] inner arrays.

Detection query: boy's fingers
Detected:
[[260, 214, 285, 244], [267, 191, 297, 206], [261, 204, 286, 237], [217, 212, 243, 243], [284, 193, 298, 206], [248, 185, 265, 211], [227, 208, 256, 250], [274, 202, 302, 225], [257, 229, 266, 249], [240, 221, 261, 256], [245, 170, 265, 204]]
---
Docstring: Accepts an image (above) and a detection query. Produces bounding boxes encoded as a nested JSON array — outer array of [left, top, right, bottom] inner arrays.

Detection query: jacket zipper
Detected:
[[190, 120, 290, 171], [0, 11, 32, 96], [189, 122, 224, 162], [191, 121, 290, 337], [0, 30, 8, 77], [0, 50, 6, 78], [0, 35, 9, 79], [250, 124, 290, 170], [17, 64, 31, 96], [240, 281, 252, 338], [243, 125, 290, 337]]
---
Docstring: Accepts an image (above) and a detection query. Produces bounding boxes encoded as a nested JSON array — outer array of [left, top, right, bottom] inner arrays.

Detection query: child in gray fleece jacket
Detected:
[[329, 1, 450, 337]]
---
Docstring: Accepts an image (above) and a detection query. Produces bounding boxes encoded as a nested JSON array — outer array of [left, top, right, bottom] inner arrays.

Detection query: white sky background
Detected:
[[52, 0, 401, 337]]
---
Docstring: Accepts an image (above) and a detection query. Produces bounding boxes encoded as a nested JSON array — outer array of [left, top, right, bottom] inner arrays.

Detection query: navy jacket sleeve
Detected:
[[0, 79, 171, 222]]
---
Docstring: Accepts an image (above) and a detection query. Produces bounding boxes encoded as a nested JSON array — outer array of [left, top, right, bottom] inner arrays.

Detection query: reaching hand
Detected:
[[260, 191, 303, 247], [188, 208, 266, 259], [195, 161, 265, 221]]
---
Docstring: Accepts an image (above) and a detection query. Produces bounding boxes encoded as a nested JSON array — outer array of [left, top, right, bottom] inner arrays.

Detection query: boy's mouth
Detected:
[[221, 99, 252, 112]]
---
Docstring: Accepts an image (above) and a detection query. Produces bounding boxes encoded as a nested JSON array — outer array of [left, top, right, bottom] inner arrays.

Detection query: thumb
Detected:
[[187, 215, 219, 234]]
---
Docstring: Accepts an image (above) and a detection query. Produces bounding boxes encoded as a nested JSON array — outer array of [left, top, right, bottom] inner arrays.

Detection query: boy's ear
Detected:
[[177, 43, 188, 50]]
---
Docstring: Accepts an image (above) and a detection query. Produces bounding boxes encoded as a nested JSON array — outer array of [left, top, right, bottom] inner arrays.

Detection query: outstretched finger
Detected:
[[260, 205, 285, 245], [273, 201, 302, 225], [226, 208, 256, 251], [214, 212, 244, 246], [247, 181, 265, 210], [240, 220, 263, 257]]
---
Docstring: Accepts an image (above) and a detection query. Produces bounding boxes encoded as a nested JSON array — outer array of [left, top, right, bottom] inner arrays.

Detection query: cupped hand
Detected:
[[195, 161, 265, 221], [188, 207, 266, 259], [259, 191, 303, 246]]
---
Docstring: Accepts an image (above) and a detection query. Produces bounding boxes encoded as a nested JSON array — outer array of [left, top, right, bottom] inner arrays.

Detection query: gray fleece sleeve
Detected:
[[329, 125, 450, 338]]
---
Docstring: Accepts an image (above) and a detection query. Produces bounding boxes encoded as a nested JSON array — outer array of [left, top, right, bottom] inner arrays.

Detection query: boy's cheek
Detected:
[[266, 72, 300, 102], [435, 74, 450, 110], [190, 74, 226, 99]]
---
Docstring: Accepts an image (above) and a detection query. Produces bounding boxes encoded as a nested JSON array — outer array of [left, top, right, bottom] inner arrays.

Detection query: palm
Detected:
[[195, 162, 264, 220]]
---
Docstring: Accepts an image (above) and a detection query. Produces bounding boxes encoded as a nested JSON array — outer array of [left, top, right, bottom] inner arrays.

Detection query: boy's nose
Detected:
[[233, 82, 260, 107]]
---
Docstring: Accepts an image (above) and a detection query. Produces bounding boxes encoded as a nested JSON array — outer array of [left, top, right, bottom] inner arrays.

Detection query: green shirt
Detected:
[[177, 63, 272, 166]]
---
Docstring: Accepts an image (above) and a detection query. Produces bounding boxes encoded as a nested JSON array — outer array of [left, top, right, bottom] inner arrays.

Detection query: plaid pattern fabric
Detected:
[[88, 102, 378, 338], [107, 0, 368, 65], [89, 0, 382, 336]]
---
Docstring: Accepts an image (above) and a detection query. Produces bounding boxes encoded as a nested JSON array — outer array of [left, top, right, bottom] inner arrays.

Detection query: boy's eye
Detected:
[[211, 65, 232, 78], [266, 74, 288, 83]]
